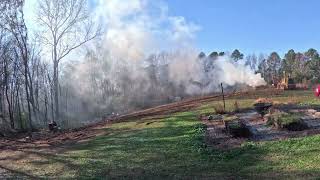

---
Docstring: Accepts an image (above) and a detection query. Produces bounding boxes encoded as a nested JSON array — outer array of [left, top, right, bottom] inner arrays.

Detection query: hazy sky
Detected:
[[25, 0, 320, 56]]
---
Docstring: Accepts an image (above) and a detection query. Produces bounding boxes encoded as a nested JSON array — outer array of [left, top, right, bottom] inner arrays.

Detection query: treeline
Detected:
[[0, 0, 39, 132], [257, 49, 320, 85], [0, 0, 97, 132], [200, 48, 320, 85]]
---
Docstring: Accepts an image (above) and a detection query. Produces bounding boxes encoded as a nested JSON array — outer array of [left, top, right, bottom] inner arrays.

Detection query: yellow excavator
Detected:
[[277, 71, 296, 90]]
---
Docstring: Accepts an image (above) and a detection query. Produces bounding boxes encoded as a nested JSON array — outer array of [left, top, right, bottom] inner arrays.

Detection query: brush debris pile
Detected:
[[203, 99, 320, 149]]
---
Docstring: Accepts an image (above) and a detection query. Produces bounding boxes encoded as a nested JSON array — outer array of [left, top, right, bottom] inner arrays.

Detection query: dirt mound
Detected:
[[255, 98, 273, 104]]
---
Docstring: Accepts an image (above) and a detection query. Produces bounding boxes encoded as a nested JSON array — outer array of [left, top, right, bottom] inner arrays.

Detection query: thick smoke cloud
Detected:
[[90, 0, 265, 92], [64, 0, 266, 112], [24, 0, 266, 127], [93, 0, 200, 60], [168, 54, 266, 95]]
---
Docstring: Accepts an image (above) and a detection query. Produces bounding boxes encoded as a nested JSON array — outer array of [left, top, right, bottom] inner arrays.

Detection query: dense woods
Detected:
[[1, 0, 320, 133]]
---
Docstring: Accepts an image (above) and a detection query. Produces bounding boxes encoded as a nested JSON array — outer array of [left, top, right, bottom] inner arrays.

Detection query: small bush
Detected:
[[213, 104, 225, 114], [266, 111, 307, 131], [266, 110, 287, 129], [233, 101, 240, 113]]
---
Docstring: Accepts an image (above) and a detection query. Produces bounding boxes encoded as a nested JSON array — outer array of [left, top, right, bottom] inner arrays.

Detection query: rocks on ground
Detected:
[[203, 106, 320, 145]]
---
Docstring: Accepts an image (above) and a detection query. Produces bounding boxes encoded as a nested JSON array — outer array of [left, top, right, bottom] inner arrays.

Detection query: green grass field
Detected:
[[2, 90, 320, 179]]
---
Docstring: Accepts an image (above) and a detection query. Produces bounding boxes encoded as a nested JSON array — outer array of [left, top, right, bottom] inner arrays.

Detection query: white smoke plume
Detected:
[[93, 0, 200, 61], [24, 0, 267, 126], [91, 0, 265, 92], [214, 57, 266, 87], [65, 0, 267, 111], [168, 54, 266, 95]]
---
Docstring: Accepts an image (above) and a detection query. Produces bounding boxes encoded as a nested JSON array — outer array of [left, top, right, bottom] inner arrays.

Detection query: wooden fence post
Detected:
[[221, 83, 226, 111]]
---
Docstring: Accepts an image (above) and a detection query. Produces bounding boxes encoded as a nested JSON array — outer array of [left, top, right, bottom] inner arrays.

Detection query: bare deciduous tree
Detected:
[[36, 0, 99, 122], [0, 0, 33, 130]]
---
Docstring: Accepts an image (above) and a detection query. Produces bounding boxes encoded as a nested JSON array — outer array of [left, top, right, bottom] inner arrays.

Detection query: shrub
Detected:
[[213, 104, 225, 114], [266, 111, 306, 131], [233, 101, 240, 113], [266, 110, 286, 129]]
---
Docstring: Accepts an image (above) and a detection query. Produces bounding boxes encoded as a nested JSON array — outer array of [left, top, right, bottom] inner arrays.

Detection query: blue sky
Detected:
[[25, 0, 320, 57], [165, 0, 320, 56]]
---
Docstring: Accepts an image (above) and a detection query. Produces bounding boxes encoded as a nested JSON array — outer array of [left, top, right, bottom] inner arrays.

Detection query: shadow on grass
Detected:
[[26, 112, 265, 178], [0, 165, 42, 179], [5, 110, 320, 179]]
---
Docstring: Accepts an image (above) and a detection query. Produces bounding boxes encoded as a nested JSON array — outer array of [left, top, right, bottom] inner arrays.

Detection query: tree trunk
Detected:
[[0, 85, 3, 116], [4, 60, 14, 129], [16, 85, 23, 129], [28, 67, 38, 125], [5, 84, 14, 129], [53, 60, 59, 123], [49, 78, 55, 122], [23, 52, 33, 131], [25, 66, 32, 131], [44, 91, 48, 123]]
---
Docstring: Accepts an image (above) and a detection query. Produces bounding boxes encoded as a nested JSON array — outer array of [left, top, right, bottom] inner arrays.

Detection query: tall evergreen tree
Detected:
[[231, 49, 244, 62]]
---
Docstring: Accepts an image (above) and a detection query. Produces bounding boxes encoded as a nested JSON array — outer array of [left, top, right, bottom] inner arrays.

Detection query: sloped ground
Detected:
[[0, 88, 281, 148], [2, 89, 320, 179]]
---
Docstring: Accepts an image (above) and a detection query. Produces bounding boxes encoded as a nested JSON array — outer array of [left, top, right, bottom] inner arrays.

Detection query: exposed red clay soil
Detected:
[[115, 88, 283, 121], [0, 126, 107, 151]]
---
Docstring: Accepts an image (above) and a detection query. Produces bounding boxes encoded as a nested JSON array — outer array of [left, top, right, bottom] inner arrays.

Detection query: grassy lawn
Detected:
[[3, 90, 320, 179], [197, 90, 318, 115]]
